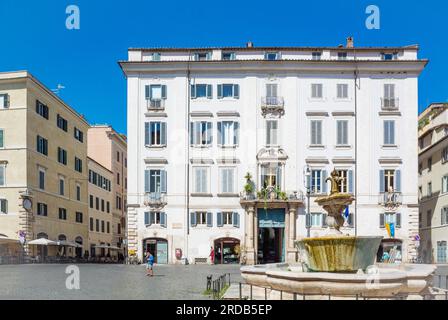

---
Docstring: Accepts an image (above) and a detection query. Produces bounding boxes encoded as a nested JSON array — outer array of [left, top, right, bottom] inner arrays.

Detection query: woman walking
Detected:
[[145, 251, 155, 277]]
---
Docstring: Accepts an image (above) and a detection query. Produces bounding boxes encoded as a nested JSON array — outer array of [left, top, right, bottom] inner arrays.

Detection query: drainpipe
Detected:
[[353, 50, 359, 237], [185, 52, 192, 263]]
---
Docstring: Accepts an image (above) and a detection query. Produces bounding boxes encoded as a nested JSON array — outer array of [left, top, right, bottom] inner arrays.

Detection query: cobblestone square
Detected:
[[0, 264, 242, 300]]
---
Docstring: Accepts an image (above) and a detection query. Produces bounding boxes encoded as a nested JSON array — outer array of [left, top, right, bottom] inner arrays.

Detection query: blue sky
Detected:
[[0, 0, 445, 134]]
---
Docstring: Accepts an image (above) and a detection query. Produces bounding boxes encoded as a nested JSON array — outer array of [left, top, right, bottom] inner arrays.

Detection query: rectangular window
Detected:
[[0, 199, 8, 214], [195, 212, 208, 225], [265, 52, 280, 60], [76, 184, 81, 201], [337, 170, 348, 193], [107, 222, 110, 233], [428, 182, 432, 197], [337, 84, 348, 99], [145, 169, 167, 194], [260, 165, 281, 189], [145, 85, 167, 107], [194, 52, 211, 61], [37, 203, 47, 216], [117, 173, 120, 185], [36, 136, 48, 155], [151, 52, 161, 61], [428, 157, 432, 172], [193, 167, 209, 194], [0, 165, 5, 186], [0, 94, 9, 108], [74, 128, 84, 143], [382, 53, 398, 60], [310, 120, 323, 145], [311, 170, 322, 194], [117, 151, 120, 162], [101, 221, 105, 233], [217, 84, 239, 99], [311, 84, 323, 99], [75, 157, 83, 173], [266, 120, 278, 146], [383, 120, 396, 145], [57, 147, 67, 165], [442, 147, 448, 164], [190, 84, 212, 99], [118, 223, 122, 234], [96, 219, 99, 232], [219, 167, 235, 194], [311, 213, 323, 227], [312, 52, 322, 60], [222, 52, 235, 60], [90, 218, 94, 231], [38, 169, 45, 190], [338, 52, 347, 60], [58, 208, 67, 220], [89, 195, 93, 208], [96, 197, 99, 210], [101, 199, 105, 212], [190, 121, 212, 146], [107, 201, 110, 213], [75, 212, 83, 223], [336, 120, 348, 145], [0, 129, 4, 148], [383, 84, 396, 108], [223, 212, 233, 225], [218, 121, 239, 147], [441, 207, 448, 226], [56, 114, 68, 132], [35, 100, 49, 119], [59, 177, 65, 196], [145, 122, 167, 146], [437, 241, 447, 264]]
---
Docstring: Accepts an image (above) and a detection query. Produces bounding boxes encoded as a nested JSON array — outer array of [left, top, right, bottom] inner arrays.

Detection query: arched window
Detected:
[[58, 234, 67, 241], [36, 232, 48, 239], [75, 236, 83, 245]]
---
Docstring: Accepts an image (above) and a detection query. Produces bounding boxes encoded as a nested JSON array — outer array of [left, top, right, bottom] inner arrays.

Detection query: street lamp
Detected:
[[303, 165, 311, 238]]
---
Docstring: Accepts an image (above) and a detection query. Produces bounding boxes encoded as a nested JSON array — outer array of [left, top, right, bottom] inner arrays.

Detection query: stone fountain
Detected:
[[240, 169, 437, 299]]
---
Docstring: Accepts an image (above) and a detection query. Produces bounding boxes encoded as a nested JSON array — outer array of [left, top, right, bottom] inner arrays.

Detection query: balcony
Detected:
[[261, 97, 285, 117], [240, 186, 304, 205], [146, 99, 165, 111], [144, 192, 167, 209], [378, 192, 402, 207], [381, 98, 399, 111]]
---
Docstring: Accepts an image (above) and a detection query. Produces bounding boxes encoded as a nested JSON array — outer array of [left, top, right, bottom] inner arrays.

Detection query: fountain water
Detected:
[[241, 169, 436, 299]]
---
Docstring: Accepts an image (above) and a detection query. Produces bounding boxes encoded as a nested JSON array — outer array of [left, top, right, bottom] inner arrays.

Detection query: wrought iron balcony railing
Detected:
[[378, 192, 402, 206], [261, 97, 285, 116], [381, 98, 399, 111], [144, 192, 167, 207], [146, 99, 165, 110], [240, 187, 304, 202]]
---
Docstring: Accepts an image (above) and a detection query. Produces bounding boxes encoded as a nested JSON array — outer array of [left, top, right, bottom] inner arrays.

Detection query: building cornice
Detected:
[[119, 60, 428, 76]]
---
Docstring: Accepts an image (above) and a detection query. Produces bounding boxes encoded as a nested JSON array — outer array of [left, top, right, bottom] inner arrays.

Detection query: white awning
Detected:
[[28, 238, 58, 246], [0, 236, 20, 245]]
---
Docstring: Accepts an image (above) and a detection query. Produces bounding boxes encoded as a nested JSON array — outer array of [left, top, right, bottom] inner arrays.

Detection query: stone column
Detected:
[[245, 206, 256, 265], [286, 206, 298, 263]]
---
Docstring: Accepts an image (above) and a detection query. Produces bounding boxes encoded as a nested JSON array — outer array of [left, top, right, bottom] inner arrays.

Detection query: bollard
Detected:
[[265, 287, 267, 300], [239, 282, 242, 300], [250, 284, 253, 300]]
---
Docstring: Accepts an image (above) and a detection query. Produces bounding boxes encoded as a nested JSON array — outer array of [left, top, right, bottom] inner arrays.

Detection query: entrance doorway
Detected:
[[257, 209, 285, 264], [143, 238, 168, 264], [214, 238, 240, 264]]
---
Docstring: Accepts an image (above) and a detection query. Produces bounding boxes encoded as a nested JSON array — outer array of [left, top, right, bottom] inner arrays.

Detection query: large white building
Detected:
[[120, 39, 427, 265]]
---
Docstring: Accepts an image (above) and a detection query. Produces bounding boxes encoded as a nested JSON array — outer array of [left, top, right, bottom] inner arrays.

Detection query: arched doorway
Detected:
[[36, 232, 48, 258], [75, 236, 83, 258], [214, 238, 240, 264], [142, 238, 168, 264]]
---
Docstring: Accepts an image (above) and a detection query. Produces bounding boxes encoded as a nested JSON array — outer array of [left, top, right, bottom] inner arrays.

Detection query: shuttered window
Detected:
[[311, 84, 323, 98], [337, 84, 348, 99], [336, 120, 348, 145], [220, 168, 235, 194], [193, 167, 209, 193], [310, 120, 322, 145], [190, 121, 212, 146], [217, 121, 239, 146], [266, 120, 278, 146], [384, 120, 396, 145], [145, 122, 167, 146], [144, 169, 167, 194]]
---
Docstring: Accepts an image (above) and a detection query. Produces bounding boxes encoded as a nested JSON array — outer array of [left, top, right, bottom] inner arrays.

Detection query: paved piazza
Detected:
[[0, 264, 243, 300]]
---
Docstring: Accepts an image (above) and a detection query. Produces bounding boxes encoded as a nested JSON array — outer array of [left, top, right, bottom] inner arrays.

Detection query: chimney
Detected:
[[346, 37, 354, 48], [246, 41, 254, 48]]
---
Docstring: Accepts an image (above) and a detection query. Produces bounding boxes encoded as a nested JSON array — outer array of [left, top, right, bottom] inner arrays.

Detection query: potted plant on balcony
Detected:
[[243, 173, 255, 200]]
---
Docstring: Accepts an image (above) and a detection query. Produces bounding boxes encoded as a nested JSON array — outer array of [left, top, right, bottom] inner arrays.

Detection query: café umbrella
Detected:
[[28, 238, 58, 246]]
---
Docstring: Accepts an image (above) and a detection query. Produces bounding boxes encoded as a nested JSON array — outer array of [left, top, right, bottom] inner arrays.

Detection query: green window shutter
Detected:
[[348, 170, 354, 193], [145, 85, 151, 100], [379, 170, 385, 192], [160, 170, 167, 193], [234, 122, 239, 146], [396, 213, 401, 228], [144, 212, 149, 225], [207, 212, 213, 227], [233, 212, 240, 228], [161, 212, 167, 228], [191, 212, 197, 227], [206, 122, 213, 145], [149, 212, 155, 225], [161, 122, 167, 146], [190, 84, 196, 99], [144, 170, 150, 193], [306, 214, 311, 228], [0, 130, 3, 148], [161, 85, 167, 99], [217, 85, 223, 99], [145, 123, 150, 145], [380, 213, 385, 228], [217, 122, 222, 145], [322, 170, 328, 194]]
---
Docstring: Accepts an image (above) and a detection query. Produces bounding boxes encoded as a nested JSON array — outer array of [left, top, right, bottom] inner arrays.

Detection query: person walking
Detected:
[[209, 246, 215, 265], [145, 251, 155, 277]]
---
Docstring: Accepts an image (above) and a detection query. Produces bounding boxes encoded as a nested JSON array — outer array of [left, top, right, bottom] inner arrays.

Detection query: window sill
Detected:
[[308, 145, 326, 149], [191, 193, 213, 197], [308, 98, 326, 102], [145, 145, 167, 149], [192, 225, 211, 228], [218, 145, 238, 149], [191, 145, 212, 149], [382, 145, 398, 149], [217, 193, 239, 198], [333, 98, 352, 102], [335, 145, 352, 150], [145, 224, 166, 229], [218, 97, 238, 101], [218, 225, 238, 228]]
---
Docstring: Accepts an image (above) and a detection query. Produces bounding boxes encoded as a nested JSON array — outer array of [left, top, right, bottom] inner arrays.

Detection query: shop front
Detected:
[[214, 238, 240, 264], [377, 238, 403, 263], [143, 238, 168, 264]]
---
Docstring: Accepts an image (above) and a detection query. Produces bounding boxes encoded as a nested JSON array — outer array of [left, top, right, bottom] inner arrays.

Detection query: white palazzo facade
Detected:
[[120, 40, 427, 264]]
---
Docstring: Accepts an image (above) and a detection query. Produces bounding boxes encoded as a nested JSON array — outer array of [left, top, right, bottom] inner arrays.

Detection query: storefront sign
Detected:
[[258, 209, 285, 228]]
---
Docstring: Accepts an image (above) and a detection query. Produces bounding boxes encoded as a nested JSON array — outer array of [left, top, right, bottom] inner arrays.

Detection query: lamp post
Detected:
[[304, 165, 311, 238]]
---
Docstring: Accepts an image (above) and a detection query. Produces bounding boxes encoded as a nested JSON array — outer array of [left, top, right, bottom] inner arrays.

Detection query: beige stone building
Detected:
[[87, 157, 114, 258], [0, 71, 90, 260], [418, 103, 448, 264], [88, 126, 127, 256]]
